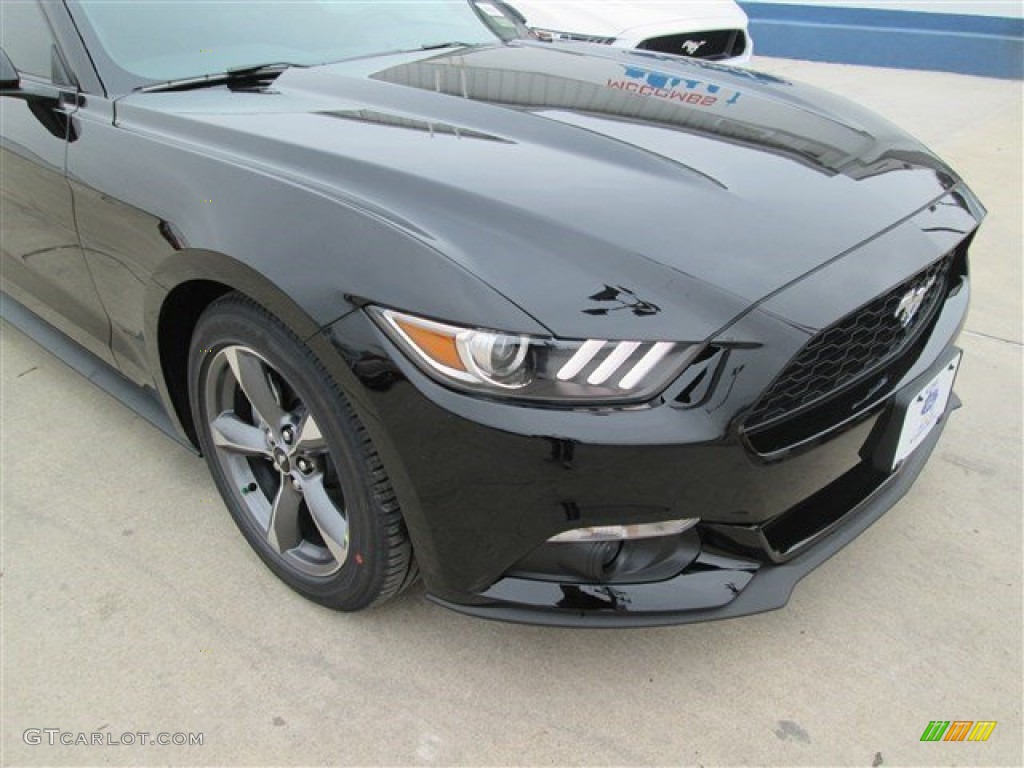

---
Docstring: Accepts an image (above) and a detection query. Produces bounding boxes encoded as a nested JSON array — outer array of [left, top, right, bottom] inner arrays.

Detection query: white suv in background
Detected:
[[506, 0, 752, 63]]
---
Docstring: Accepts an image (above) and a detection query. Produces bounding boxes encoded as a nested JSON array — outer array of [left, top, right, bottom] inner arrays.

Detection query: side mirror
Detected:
[[0, 47, 63, 105], [0, 47, 19, 91], [497, 1, 528, 26]]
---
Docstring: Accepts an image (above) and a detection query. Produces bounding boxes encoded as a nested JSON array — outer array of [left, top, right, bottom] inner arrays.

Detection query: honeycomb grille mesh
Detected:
[[747, 255, 952, 428]]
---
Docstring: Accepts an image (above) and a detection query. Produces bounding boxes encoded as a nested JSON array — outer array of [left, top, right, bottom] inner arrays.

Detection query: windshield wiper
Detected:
[[135, 62, 306, 94]]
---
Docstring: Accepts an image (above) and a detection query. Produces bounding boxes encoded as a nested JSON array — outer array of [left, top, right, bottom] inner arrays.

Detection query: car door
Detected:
[[0, 0, 114, 365]]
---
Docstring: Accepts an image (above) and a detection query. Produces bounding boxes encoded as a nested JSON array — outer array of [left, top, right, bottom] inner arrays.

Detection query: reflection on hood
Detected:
[[371, 45, 941, 182]]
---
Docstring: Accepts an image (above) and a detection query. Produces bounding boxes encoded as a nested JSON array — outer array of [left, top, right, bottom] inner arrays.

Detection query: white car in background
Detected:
[[506, 0, 752, 63]]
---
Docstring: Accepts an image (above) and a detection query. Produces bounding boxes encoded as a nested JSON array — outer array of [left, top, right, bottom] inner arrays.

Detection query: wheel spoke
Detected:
[[224, 347, 286, 427], [267, 480, 303, 555], [294, 411, 327, 454], [210, 412, 269, 456], [303, 475, 349, 565]]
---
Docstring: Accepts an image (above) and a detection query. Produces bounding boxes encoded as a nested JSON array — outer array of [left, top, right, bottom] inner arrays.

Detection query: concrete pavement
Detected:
[[2, 58, 1021, 766]]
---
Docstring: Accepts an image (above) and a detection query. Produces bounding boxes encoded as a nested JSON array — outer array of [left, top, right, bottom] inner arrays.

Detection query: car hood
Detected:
[[118, 42, 966, 341], [511, 0, 748, 37]]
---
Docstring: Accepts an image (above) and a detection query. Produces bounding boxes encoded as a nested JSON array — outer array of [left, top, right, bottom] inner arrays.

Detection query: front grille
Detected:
[[746, 254, 953, 429], [636, 29, 747, 60]]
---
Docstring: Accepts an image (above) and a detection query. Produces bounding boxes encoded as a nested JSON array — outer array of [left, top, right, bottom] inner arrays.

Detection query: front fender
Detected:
[[144, 251, 431, 534]]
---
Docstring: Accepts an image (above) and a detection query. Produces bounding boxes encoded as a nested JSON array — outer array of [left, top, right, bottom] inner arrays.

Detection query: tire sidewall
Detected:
[[188, 298, 390, 610]]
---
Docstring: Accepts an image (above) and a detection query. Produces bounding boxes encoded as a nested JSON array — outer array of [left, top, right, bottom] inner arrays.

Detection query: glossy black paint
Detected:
[[0, 2, 983, 624], [434, 399, 957, 626], [322, 258, 968, 603], [1, 79, 114, 366]]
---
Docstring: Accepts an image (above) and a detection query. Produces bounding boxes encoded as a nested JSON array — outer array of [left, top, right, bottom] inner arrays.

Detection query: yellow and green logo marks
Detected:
[[920, 721, 997, 742]]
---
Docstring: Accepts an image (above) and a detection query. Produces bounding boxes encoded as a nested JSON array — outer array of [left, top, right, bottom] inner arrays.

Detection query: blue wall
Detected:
[[738, 2, 1023, 79]]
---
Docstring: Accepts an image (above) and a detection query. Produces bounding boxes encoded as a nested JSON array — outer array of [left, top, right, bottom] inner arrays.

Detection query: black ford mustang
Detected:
[[1, 1, 984, 626]]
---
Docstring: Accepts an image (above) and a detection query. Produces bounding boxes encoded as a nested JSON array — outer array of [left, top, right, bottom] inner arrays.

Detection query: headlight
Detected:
[[370, 307, 700, 403]]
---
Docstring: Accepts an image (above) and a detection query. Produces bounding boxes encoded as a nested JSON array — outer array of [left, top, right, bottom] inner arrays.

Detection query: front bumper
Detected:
[[322, 245, 969, 625], [432, 389, 957, 626]]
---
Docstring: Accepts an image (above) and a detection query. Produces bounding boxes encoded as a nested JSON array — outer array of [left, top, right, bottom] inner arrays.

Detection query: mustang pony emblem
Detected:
[[680, 39, 707, 55], [894, 276, 937, 328]]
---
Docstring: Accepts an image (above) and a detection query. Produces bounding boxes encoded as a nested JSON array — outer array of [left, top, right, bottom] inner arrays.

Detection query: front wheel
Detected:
[[188, 293, 417, 610]]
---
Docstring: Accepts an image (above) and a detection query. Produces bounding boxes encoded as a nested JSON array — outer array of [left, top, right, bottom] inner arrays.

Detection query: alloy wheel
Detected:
[[203, 345, 349, 577]]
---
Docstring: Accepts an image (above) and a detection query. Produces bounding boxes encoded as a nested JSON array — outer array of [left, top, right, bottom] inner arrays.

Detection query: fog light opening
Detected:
[[547, 518, 699, 544]]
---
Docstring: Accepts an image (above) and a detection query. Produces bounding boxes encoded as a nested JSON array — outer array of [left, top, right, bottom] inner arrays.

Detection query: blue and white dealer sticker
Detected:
[[892, 352, 962, 469]]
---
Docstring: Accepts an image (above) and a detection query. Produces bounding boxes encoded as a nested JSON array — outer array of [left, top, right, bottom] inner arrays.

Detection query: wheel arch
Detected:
[[147, 250, 430, 592], [146, 248, 358, 450]]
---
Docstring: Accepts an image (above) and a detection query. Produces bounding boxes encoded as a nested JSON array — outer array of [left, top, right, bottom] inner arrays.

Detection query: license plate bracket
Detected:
[[869, 349, 962, 472]]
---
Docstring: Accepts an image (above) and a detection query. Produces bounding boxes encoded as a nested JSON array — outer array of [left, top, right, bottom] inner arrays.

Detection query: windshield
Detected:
[[73, 0, 506, 82]]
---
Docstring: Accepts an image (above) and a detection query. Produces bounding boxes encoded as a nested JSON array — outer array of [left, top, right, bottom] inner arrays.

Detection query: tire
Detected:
[[188, 292, 418, 610]]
